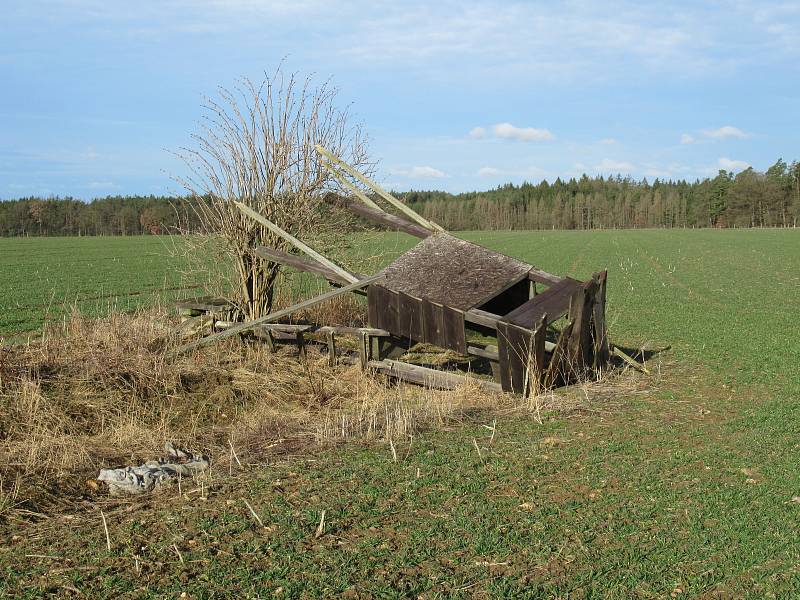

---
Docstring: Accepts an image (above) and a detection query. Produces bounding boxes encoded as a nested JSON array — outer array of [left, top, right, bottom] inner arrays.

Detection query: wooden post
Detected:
[[358, 331, 369, 369], [326, 330, 336, 367], [592, 270, 610, 369]]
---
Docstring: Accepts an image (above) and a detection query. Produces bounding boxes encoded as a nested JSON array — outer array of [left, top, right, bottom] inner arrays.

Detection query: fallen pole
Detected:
[[234, 201, 358, 284], [611, 345, 650, 374], [315, 144, 446, 233]]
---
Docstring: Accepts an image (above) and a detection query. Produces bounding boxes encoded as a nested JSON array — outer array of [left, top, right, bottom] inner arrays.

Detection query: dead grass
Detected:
[[0, 306, 646, 526], [0, 307, 494, 523]]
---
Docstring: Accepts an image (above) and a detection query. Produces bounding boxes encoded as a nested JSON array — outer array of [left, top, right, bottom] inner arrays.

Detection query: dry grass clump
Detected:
[[0, 308, 501, 523], [0, 304, 648, 524]]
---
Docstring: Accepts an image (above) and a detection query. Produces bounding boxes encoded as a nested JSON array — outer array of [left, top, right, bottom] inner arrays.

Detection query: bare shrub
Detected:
[[175, 66, 371, 320]]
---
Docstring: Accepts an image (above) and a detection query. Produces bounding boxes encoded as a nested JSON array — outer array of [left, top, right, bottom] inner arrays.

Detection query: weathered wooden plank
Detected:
[[467, 344, 499, 361], [422, 299, 445, 346], [315, 144, 445, 232], [317, 325, 391, 337], [464, 308, 501, 329], [528, 267, 563, 286], [368, 359, 502, 392], [542, 320, 574, 389], [612, 345, 650, 373], [170, 274, 383, 357], [254, 246, 353, 285], [502, 278, 581, 328], [442, 305, 467, 353], [497, 321, 534, 394], [320, 160, 383, 211], [397, 291, 424, 341], [528, 314, 548, 395], [234, 201, 358, 284], [253, 323, 315, 333], [323, 194, 432, 239], [367, 285, 400, 333], [566, 278, 598, 372], [592, 270, 611, 369], [176, 297, 231, 312]]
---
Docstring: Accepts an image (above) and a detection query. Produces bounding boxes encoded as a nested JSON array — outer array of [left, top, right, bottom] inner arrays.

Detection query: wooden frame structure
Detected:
[[173, 147, 610, 395]]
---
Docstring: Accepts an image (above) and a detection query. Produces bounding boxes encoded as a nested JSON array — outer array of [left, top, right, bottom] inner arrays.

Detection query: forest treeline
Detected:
[[1, 159, 798, 236]]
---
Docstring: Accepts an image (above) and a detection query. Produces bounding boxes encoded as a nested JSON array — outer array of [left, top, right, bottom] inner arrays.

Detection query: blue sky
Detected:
[[1, 0, 798, 198]]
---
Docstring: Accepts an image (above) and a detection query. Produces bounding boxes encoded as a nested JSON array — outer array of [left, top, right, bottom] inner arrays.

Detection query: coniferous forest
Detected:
[[1, 159, 798, 236]]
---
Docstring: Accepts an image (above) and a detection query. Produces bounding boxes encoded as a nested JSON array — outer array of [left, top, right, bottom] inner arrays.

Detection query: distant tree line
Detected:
[[399, 159, 800, 230], [0, 195, 204, 237], [1, 159, 798, 236]]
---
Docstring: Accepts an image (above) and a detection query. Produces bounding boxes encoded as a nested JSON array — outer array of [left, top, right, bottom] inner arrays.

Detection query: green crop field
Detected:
[[2, 229, 800, 597], [0, 236, 203, 337]]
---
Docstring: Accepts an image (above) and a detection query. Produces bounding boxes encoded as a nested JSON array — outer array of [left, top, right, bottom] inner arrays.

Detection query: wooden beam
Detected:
[[527, 268, 563, 286], [369, 359, 502, 393], [169, 274, 383, 357], [464, 308, 501, 329], [612, 345, 650, 374], [234, 201, 358, 284], [315, 144, 446, 233], [323, 194, 432, 239], [592, 270, 611, 369], [254, 245, 353, 285], [320, 159, 383, 211], [467, 345, 499, 361], [317, 326, 391, 336]]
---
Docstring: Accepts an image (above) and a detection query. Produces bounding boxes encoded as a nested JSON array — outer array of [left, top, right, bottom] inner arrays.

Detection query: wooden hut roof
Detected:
[[379, 233, 532, 311]]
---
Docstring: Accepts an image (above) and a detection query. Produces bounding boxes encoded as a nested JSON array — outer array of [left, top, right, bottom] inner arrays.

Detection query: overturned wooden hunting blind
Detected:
[[174, 146, 610, 395]]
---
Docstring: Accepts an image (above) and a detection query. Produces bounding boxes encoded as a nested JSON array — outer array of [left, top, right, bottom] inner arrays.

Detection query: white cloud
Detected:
[[680, 133, 695, 145], [718, 157, 749, 171], [410, 166, 445, 177], [491, 122, 554, 142], [594, 159, 634, 173], [599, 138, 617, 145], [477, 166, 501, 177], [87, 181, 117, 188], [469, 126, 486, 139], [702, 125, 748, 139], [391, 165, 446, 178]]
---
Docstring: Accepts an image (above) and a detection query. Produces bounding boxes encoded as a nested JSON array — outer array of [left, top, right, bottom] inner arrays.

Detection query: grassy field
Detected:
[[2, 229, 800, 598], [0, 236, 202, 336]]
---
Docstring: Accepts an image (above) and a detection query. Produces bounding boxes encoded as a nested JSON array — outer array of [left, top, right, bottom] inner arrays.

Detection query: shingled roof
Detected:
[[378, 233, 532, 311]]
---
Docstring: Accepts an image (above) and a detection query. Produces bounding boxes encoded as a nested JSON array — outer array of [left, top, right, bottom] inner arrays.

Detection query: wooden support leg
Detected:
[[326, 330, 337, 367], [369, 335, 381, 362], [359, 332, 368, 369], [592, 270, 610, 370], [265, 331, 276, 353], [296, 331, 306, 358]]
